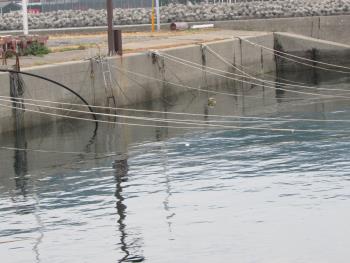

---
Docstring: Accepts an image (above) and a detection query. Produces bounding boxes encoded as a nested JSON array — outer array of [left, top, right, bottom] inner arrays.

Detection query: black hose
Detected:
[[0, 68, 99, 131]]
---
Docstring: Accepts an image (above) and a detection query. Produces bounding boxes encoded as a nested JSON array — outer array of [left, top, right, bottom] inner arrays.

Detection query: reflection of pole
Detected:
[[113, 155, 129, 262], [107, 0, 114, 56], [10, 61, 28, 196], [113, 154, 144, 263], [13, 129, 28, 196], [22, 0, 29, 35]]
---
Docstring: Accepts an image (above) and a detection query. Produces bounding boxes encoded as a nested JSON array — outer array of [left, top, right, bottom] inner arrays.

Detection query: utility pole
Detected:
[[22, 0, 29, 35], [107, 0, 114, 55], [155, 0, 160, 31], [151, 0, 155, 32], [152, 0, 160, 32]]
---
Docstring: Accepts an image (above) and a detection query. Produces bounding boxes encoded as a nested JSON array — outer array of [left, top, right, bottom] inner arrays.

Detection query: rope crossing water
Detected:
[[0, 94, 348, 123], [0, 96, 350, 134], [156, 51, 350, 99], [240, 38, 350, 74], [203, 44, 350, 94]]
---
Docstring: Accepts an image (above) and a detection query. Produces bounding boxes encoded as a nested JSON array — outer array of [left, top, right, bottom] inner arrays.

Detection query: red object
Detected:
[[28, 8, 41, 14], [0, 35, 49, 56]]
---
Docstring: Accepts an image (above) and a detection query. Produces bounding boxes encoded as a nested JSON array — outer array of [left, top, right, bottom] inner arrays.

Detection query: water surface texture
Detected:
[[1, 69, 350, 263]]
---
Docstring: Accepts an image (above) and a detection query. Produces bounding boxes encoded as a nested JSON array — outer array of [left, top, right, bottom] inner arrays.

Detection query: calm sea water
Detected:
[[1, 69, 350, 263]]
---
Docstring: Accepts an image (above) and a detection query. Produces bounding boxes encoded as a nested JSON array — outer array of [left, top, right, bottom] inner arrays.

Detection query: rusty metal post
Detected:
[[107, 0, 114, 56], [113, 30, 122, 56]]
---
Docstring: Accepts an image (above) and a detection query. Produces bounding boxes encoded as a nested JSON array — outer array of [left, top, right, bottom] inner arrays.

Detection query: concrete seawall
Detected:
[[274, 32, 350, 73], [0, 33, 275, 135], [1, 31, 349, 135], [215, 15, 350, 45]]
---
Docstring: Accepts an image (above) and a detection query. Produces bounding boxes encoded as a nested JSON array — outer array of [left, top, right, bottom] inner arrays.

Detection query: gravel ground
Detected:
[[3, 29, 265, 68]]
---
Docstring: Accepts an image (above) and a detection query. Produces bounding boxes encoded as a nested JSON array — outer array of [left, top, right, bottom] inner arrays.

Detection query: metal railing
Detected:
[[33, 0, 284, 12]]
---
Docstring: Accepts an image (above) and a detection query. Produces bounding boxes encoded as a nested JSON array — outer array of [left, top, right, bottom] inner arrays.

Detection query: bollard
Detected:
[[113, 29, 122, 56]]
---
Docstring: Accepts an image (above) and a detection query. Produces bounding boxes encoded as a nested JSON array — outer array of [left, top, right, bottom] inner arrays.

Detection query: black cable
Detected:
[[0, 68, 99, 132]]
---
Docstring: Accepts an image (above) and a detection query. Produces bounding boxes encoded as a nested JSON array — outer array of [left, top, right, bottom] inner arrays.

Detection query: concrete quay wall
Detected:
[[0, 33, 275, 135], [215, 15, 350, 45], [273, 32, 350, 73], [1, 31, 349, 135]]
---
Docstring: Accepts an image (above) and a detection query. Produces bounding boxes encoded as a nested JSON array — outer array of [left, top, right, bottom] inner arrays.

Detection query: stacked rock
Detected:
[[0, 0, 349, 31]]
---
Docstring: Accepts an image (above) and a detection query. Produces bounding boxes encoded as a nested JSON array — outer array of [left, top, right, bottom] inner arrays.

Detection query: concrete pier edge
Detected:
[[0, 30, 349, 135]]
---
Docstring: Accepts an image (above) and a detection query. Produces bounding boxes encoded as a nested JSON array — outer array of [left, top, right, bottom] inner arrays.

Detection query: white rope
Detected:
[[2, 75, 349, 124], [157, 52, 350, 100], [233, 57, 310, 86], [110, 63, 275, 100], [241, 37, 350, 72], [160, 51, 350, 95], [2, 100, 347, 133], [2, 86, 349, 124], [240, 38, 350, 74], [0, 146, 107, 156], [111, 62, 323, 103], [204, 44, 350, 94], [0, 144, 164, 158], [1, 95, 349, 125], [0, 95, 307, 122], [0, 97, 285, 125], [0, 101, 210, 130]]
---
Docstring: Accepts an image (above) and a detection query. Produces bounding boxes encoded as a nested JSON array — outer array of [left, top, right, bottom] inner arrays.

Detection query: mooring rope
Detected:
[[240, 37, 350, 72], [0, 146, 104, 156], [203, 44, 350, 94], [159, 51, 350, 95], [0, 94, 346, 124], [2, 100, 349, 133], [202, 44, 350, 111], [111, 62, 329, 103], [157, 52, 350, 99], [0, 96, 288, 125], [109, 63, 278, 100], [2, 94, 350, 134]]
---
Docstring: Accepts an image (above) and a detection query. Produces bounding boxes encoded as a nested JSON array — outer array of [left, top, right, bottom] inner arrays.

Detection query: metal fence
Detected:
[[32, 0, 280, 12]]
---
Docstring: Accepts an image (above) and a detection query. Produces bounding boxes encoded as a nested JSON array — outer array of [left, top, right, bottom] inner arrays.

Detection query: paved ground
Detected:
[[3, 29, 267, 68]]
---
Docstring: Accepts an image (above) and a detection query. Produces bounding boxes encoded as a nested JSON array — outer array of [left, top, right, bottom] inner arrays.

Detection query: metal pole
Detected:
[[22, 0, 29, 35], [155, 0, 160, 31], [151, 0, 155, 32], [107, 0, 114, 55]]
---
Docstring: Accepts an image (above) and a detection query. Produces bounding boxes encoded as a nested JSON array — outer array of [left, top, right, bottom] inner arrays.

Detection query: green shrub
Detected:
[[24, 42, 50, 56]]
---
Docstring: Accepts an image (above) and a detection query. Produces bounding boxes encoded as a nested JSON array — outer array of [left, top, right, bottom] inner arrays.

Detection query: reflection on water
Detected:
[[114, 154, 144, 262], [1, 69, 350, 262]]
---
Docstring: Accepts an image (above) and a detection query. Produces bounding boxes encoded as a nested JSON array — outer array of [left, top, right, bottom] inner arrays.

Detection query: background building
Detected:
[[0, 0, 21, 14]]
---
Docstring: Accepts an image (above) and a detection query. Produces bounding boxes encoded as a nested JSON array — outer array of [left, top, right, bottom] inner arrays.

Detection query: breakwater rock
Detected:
[[0, 0, 349, 30]]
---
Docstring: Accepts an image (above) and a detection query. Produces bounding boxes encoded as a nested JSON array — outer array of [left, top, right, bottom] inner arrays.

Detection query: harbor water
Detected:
[[1, 69, 350, 263]]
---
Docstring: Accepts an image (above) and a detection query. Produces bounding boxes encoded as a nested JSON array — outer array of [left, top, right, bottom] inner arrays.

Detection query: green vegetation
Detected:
[[24, 42, 50, 57]]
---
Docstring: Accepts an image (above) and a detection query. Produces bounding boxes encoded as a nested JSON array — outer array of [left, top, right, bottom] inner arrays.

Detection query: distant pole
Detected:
[[151, 0, 155, 32], [22, 0, 29, 35], [107, 0, 114, 55], [155, 0, 160, 31]]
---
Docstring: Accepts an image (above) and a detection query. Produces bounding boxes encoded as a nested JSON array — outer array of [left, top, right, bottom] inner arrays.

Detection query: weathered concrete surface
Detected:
[[216, 15, 350, 45], [11, 29, 266, 68], [274, 32, 350, 72], [1, 30, 349, 135], [0, 72, 11, 135], [0, 32, 275, 134]]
